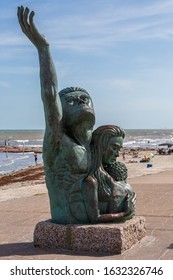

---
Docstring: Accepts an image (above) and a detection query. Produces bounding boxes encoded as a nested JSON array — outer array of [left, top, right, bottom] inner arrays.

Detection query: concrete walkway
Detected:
[[0, 171, 173, 260]]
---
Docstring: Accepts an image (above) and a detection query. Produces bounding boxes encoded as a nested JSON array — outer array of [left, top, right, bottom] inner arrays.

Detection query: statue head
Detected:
[[88, 125, 125, 200], [91, 125, 125, 167], [59, 87, 95, 128]]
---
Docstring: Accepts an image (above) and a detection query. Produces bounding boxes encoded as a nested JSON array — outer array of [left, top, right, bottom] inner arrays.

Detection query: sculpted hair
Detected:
[[90, 125, 125, 169], [59, 87, 90, 97], [89, 125, 125, 200]]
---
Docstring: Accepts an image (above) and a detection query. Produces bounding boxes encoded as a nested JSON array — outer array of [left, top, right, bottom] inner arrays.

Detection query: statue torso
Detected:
[[43, 133, 90, 223]]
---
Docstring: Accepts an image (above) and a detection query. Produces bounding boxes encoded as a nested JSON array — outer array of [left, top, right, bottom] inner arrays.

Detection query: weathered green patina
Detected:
[[17, 6, 136, 224]]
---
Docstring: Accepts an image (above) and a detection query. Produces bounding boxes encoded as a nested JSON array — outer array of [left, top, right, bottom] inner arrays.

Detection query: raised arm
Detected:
[[17, 6, 63, 141]]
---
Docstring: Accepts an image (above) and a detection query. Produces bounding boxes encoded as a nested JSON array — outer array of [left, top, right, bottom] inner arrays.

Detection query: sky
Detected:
[[1, 0, 173, 129]]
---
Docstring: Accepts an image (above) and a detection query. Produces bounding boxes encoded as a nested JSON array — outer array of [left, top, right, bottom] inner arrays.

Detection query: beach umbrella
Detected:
[[159, 142, 173, 148]]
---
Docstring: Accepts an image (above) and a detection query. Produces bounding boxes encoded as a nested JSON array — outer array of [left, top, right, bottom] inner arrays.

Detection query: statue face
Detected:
[[64, 91, 92, 108], [102, 136, 123, 165], [61, 91, 95, 126]]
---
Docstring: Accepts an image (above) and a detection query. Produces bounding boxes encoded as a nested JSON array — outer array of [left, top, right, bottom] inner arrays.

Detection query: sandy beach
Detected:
[[0, 148, 173, 202], [123, 149, 173, 178], [0, 164, 46, 202]]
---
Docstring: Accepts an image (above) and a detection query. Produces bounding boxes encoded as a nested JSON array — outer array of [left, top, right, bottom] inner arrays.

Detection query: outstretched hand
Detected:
[[17, 6, 49, 49]]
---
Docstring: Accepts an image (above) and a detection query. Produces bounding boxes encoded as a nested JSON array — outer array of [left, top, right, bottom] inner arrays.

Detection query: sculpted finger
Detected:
[[23, 7, 31, 34], [17, 6, 31, 39], [29, 10, 35, 26], [17, 6, 25, 30], [17, 6, 22, 20], [29, 11, 40, 35]]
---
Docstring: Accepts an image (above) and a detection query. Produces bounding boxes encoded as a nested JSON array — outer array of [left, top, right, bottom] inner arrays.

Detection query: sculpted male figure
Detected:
[[17, 6, 95, 223]]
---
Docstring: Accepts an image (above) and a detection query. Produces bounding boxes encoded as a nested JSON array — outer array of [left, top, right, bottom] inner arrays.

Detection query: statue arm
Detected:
[[17, 6, 63, 143]]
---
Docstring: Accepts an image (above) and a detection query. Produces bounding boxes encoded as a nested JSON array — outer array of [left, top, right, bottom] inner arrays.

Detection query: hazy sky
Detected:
[[1, 0, 173, 129]]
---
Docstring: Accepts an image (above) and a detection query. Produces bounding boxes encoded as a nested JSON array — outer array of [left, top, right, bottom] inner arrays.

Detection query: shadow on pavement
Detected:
[[167, 243, 173, 249], [0, 242, 110, 258]]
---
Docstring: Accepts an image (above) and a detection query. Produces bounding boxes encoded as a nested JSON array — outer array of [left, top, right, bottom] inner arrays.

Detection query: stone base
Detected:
[[33, 216, 146, 254]]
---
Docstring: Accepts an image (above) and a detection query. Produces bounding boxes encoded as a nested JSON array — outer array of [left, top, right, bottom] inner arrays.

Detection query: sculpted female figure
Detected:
[[89, 125, 136, 222], [70, 125, 136, 223], [17, 6, 95, 224]]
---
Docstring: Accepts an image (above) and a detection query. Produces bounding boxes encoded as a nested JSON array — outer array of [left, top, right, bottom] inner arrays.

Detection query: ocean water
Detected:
[[124, 129, 173, 148], [0, 130, 44, 148], [0, 130, 44, 175], [0, 129, 173, 174], [0, 152, 43, 175]]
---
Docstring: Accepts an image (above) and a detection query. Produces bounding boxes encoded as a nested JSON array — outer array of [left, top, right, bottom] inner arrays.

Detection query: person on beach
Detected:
[[34, 152, 38, 165], [122, 150, 126, 161]]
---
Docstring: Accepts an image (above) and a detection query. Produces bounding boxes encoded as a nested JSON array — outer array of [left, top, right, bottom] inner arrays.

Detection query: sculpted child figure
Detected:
[[17, 6, 136, 224]]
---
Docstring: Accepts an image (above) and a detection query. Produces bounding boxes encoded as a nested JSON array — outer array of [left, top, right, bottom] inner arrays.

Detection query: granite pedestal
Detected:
[[34, 216, 146, 254]]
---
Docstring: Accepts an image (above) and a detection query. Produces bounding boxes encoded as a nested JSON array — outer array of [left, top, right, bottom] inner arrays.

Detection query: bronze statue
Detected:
[[69, 125, 136, 223], [17, 6, 136, 224]]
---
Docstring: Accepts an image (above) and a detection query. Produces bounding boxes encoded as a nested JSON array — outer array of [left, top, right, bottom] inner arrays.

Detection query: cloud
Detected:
[[0, 66, 38, 75], [107, 78, 141, 93], [35, 1, 173, 53], [0, 34, 27, 46], [0, 81, 11, 89], [2, 0, 172, 53]]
